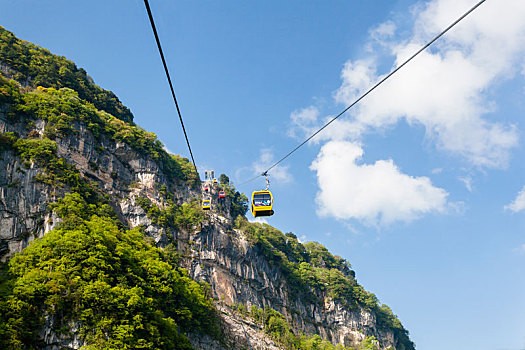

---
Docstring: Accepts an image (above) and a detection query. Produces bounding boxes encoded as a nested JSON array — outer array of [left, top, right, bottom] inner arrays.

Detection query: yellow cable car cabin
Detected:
[[251, 191, 274, 217], [202, 199, 211, 210]]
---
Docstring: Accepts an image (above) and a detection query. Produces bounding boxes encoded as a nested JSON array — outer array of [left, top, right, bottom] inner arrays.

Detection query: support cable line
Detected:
[[143, 0, 197, 171], [249, 0, 486, 182], [237, 173, 265, 187]]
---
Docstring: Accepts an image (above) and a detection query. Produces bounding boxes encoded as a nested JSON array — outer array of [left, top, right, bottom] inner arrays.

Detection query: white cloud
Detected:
[[505, 186, 525, 213], [289, 106, 364, 144], [370, 21, 396, 43], [459, 176, 473, 192], [288, 106, 321, 140], [332, 0, 524, 168], [310, 141, 448, 226], [235, 149, 292, 187], [287, 0, 525, 227], [513, 244, 525, 255], [252, 149, 292, 184]]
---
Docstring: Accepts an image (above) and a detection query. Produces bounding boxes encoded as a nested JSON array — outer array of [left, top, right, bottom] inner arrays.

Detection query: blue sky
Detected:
[[2, 0, 524, 349]]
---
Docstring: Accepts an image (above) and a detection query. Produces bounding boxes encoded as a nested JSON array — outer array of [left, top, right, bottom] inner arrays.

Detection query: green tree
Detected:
[[229, 190, 248, 219], [219, 173, 229, 185], [359, 336, 379, 350]]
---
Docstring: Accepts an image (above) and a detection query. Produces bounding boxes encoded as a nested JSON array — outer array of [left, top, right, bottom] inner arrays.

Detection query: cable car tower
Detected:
[[204, 169, 214, 181]]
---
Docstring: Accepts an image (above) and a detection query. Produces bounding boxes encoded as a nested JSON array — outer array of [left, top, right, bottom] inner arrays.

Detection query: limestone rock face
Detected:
[[0, 118, 58, 258], [0, 114, 195, 260], [0, 113, 402, 349], [181, 212, 397, 349], [189, 305, 282, 350]]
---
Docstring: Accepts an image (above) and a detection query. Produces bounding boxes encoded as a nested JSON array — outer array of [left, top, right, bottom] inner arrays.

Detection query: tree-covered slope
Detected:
[[0, 194, 218, 350], [0, 25, 133, 123]]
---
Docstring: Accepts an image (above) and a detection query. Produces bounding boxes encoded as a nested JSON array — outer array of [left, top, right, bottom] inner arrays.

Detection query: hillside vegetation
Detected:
[[0, 25, 133, 123], [235, 218, 413, 349], [0, 74, 198, 187], [0, 194, 219, 350]]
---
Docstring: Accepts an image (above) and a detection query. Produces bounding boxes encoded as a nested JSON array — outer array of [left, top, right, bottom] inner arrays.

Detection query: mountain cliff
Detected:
[[0, 26, 415, 350]]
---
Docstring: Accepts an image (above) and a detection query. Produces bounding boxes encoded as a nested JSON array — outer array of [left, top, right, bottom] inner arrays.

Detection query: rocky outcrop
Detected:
[[0, 118, 59, 258], [189, 305, 281, 350], [39, 316, 83, 350], [178, 211, 397, 349], [0, 113, 195, 260]]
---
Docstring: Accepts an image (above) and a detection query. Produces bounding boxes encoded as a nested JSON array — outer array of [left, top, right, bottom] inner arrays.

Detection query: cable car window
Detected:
[[253, 194, 271, 207]]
